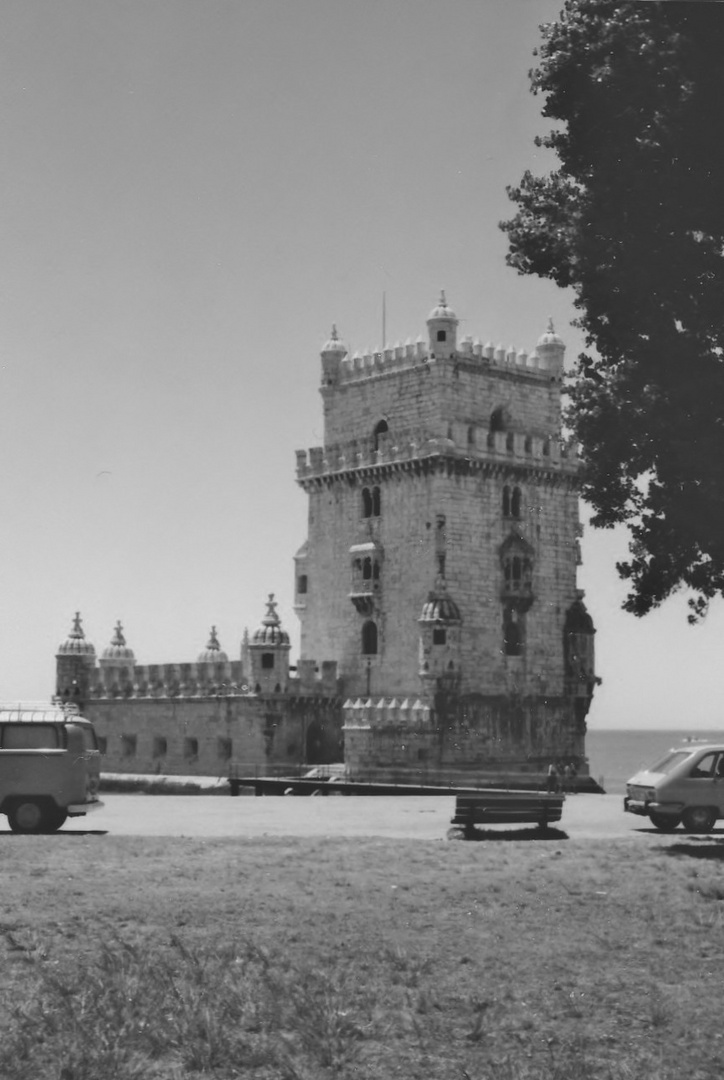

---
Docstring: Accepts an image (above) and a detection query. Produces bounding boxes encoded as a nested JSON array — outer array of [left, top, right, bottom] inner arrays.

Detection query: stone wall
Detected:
[[87, 695, 343, 776]]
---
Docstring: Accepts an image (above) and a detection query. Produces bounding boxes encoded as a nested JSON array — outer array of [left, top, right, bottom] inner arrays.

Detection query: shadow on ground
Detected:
[[447, 825, 568, 842], [0, 830, 109, 838], [662, 838, 724, 860]]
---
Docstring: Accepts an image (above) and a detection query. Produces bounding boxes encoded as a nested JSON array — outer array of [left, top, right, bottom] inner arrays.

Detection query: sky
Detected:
[[1, 0, 722, 731]]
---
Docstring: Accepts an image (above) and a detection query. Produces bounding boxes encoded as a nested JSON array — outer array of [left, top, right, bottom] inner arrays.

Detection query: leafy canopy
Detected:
[[501, 0, 724, 620]]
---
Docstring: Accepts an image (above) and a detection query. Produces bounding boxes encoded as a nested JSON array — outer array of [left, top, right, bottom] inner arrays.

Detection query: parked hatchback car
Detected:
[[625, 744, 724, 832]]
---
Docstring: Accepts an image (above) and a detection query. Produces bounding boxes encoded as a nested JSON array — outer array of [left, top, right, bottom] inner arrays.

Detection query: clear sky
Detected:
[[1, 0, 721, 731]]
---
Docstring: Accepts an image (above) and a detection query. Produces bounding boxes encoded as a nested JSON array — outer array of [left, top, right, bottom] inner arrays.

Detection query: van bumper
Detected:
[[67, 799, 104, 817]]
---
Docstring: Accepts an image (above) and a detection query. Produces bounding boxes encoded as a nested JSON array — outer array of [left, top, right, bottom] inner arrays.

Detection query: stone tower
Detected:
[[55, 612, 96, 710], [295, 295, 598, 782]]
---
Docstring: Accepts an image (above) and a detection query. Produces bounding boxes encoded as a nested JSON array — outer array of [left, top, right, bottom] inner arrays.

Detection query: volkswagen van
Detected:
[[624, 744, 724, 832], [0, 703, 103, 833]]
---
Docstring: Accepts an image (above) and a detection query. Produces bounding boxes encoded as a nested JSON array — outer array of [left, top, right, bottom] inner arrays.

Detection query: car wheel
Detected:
[[7, 800, 48, 834], [682, 806, 717, 833], [648, 812, 680, 832]]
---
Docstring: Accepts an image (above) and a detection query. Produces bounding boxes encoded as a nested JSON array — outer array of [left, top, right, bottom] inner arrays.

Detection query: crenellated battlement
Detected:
[[342, 697, 432, 729], [82, 658, 339, 701], [331, 337, 555, 387], [296, 428, 581, 481]]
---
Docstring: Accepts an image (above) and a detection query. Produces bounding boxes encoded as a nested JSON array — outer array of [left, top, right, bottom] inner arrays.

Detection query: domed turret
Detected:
[[320, 324, 348, 387], [418, 584, 462, 691], [57, 612, 96, 658], [197, 626, 229, 664], [535, 318, 565, 377], [426, 290, 458, 359], [419, 591, 462, 625], [252, 594, 290, 646], [249, 594, 291, 693], [98, 620, 136, 691], [101, 621, 135, 663], [56, 613, 96, 709]]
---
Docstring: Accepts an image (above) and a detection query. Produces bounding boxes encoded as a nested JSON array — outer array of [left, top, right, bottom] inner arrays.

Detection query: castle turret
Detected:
[[535, 318, 565, 378], [426, 290, 458, 359], [320, 325, 348, 387], [249, 594, 291, 693], [99, 621, 135, 693], [418, 584, 462, 695], [56, 612, 96, 709]]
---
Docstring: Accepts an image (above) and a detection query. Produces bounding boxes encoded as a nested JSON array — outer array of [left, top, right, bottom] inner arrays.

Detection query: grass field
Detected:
[[1, 833, 723, 1079]]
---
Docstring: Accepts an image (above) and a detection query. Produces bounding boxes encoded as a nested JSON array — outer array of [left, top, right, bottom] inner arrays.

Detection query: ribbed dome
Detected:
[[537, 317, 565, 348], [321, 324, 347, 356], [197, 626, 229, 664], [427, 289, 457, 323], [57, 612, 96, 657], [101, 621, 135, 661], [252, 594, 290, 646], [419, 591, 462, 624]]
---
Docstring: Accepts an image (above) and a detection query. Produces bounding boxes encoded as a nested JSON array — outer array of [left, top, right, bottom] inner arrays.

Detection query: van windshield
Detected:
[[1, 724, 61, 750], [646, 750, 692, 775]]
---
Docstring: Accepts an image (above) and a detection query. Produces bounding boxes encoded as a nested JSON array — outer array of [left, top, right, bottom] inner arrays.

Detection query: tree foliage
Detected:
[[501, 0, 724, 619]]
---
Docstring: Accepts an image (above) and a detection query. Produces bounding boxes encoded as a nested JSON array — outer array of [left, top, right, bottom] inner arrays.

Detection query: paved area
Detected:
[[9, 791, 717, 841]]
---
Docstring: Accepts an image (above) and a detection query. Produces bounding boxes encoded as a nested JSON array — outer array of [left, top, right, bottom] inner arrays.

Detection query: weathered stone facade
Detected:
[[55, 292, 597, 785], [295, 295, 598, 782], [55, 608, 342, 777]]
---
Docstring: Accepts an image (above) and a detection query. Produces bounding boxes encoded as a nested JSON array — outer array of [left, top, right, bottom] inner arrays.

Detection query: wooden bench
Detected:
[[451, 791, 565, 834]]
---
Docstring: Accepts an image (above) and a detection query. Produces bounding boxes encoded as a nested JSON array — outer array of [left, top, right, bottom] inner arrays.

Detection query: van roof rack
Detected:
[[0, 701, 83, 723]]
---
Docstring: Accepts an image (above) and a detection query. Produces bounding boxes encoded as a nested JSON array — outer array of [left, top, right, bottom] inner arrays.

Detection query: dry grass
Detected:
[[1, 833, 723, 1078]]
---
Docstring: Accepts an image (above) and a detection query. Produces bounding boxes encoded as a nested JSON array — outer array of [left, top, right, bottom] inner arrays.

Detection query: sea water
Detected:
[[586, 729, 724, 794]]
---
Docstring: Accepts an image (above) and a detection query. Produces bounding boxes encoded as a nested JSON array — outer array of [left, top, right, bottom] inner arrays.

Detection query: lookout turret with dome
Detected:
[[99, 621, 136, 693], [535, 317, 566, 378], [56, 612, 96, 709], [426, 289, 458, 359], [248, 594, 291, 693], [320, 324, 348, 387]]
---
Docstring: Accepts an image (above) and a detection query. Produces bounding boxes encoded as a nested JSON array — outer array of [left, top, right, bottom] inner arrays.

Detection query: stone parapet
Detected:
[[296, 431, 581, 482], [334, 340, 553, 386]]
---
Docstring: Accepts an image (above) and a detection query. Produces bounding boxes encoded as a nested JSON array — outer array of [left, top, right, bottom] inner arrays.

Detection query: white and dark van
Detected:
[[0, 703, 103, 833], [625, 744, 724, 833]]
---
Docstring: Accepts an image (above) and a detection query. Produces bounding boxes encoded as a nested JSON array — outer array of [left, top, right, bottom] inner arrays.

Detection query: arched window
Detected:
[[372, 486, 381, 516], [490, 406, 509, 433], [361, 620, 378, 655], [361, 488, 372, 517], [502, 486, 511, 517], [503, 609, 523, 657], [373, 419, 389, 450], [467, 425, 475, 447], [362, 557, 372, 581], [506, 431, 515, 452], [511, 487, 522, 518], [500, 535, 535, 608]]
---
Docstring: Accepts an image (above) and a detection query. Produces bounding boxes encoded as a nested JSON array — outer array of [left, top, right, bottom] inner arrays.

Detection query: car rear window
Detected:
[[1, 724, 61, 750], [647, 750, 692, 775]]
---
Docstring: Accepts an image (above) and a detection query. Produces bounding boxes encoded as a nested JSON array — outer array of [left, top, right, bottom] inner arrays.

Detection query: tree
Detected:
[[501, 0, 724, 620]]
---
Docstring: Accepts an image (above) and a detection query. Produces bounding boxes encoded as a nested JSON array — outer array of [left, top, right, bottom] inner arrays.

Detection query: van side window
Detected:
[[80, 725, 98, 751], [1, 724, 60, 749]]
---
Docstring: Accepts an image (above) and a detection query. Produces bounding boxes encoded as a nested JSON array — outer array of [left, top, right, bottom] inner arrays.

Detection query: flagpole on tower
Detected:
[[382, 291, 386, 351]]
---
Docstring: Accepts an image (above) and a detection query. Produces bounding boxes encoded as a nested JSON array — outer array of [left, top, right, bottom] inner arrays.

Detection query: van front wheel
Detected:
[[7, 799, 49, 834]]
